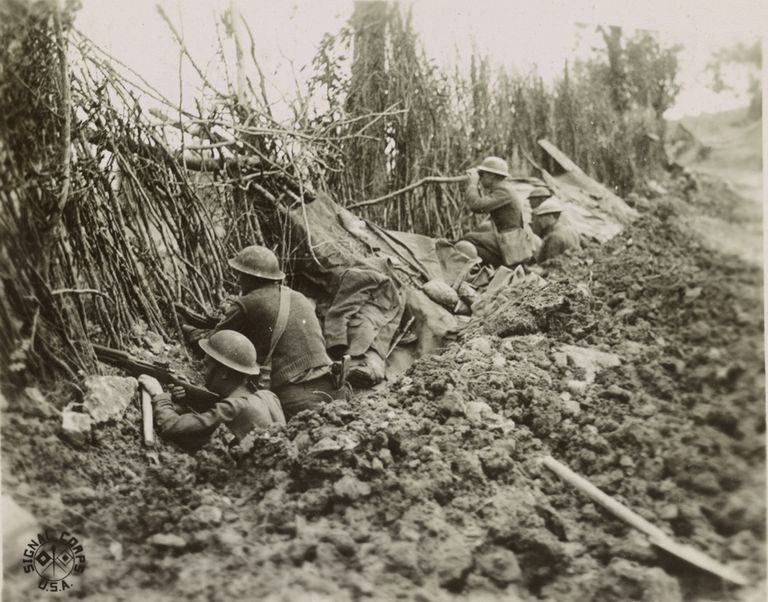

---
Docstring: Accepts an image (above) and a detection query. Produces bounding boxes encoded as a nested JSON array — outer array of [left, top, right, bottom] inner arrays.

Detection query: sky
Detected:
[[74, 0, 765, 121]]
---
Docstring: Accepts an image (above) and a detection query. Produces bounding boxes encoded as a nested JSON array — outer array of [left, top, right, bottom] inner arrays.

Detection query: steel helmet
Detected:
[[528, 186, 552, 199], [532, 198, 565, 216], [455, 240, 479, 259], [199, 330, 261, 375], [476, 156, 510, 178], [228, 245, 285, 280]]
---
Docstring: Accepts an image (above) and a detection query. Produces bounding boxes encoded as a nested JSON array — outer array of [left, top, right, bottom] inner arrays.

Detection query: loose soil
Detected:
[[2, 169, 764, 601]]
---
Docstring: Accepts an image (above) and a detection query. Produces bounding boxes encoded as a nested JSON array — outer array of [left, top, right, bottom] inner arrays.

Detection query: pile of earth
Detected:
[[1, 173, 764, 602]]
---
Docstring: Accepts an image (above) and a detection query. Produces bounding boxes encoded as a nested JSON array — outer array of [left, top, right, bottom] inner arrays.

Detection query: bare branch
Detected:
[[49, 3, 72, 234], [348, 175, 467, 209], [156, 4, 228, 99]]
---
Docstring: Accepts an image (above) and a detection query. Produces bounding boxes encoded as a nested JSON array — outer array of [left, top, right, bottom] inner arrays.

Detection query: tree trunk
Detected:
[[347, 1, 389, 199]]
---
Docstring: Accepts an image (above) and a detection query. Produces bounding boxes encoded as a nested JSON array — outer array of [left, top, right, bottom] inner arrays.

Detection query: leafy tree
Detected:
[[624, 31, 682, 117], [707, 40, 762, 118]]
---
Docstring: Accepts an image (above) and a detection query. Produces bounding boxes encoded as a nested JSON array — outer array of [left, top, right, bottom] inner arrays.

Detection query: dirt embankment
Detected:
[[676, 110, 763, 266], [2, 171, 765, 601]]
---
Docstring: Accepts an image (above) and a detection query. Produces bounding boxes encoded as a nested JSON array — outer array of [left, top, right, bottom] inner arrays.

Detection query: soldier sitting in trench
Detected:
[[531, 198, 581, 263], [183, 245, 346, 420], [527, 186, 553, 211], [139, 330, 285, 450], [457, 156, 539, 268]]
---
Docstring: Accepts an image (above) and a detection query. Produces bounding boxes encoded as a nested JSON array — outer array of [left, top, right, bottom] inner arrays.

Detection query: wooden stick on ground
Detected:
[[140, 388, 155, 447], [540, 455, 748, 586]]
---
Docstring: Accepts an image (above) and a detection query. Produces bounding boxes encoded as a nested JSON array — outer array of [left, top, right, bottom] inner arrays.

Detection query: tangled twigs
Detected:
[[2, 6, 412, 383], [156, 5, 227, 100], [50, 288, 113, 302], [38, 1, 73, 278]]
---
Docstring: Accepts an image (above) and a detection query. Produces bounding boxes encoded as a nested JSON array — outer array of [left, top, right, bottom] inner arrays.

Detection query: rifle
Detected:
[[93, 344, 220, 412], [174, 302, 218, 329]]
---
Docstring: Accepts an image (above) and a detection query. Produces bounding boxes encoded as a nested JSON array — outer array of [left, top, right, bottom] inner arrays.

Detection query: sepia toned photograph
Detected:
[[0, 0, 764, 600]]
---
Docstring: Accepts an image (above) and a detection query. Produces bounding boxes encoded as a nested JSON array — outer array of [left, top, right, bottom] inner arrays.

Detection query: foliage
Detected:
[[308, 12, 682, 230], [706, 39, 762, 118], [0, 1, 684, 385], [0, 1, 343, 382], [624, 30, 682, 117]]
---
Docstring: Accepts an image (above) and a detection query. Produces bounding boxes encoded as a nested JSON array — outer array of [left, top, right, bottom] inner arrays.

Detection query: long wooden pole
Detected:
[[541, 455, 748, 586], [348, 174, 544, 210], [348, 175, 468, 209]]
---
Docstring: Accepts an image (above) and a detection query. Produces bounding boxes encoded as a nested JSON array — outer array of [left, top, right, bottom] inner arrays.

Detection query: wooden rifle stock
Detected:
[[93, 344, 220, 411]]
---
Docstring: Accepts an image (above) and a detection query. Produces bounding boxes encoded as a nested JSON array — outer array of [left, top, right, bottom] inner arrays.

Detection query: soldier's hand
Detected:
[[466, 168, 479, 181], [138, 375, 163, 397], [181, 324, 206, 343], [170, 385, 187, 401]]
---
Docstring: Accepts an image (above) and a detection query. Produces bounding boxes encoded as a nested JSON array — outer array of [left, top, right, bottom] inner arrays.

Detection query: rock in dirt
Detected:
[[20, 387, 57, 418], [478, 442, 515, 478], [148, 533, 187, 549], [728, 530, 757, 559], [659, 504, 679, 520], [602, 385, 632, 402], [438, 388, 467, 417], [465, 400, 498, 424], [714, 489, 765, 534], [142, 330, 165, 354], [567, 380, 589, 396], [62, 486, 100, 504], [333, 475, 371, 501], [609, 530, 655, 563], [689, 471, 721, 495], [477, 546, 522, 584], [468, 336, 493, 356], [109, 541, 124, 561], [634, 401, 657, 418], [594, 558, 682, 602], [191, 505, 223, 527], [61, 409, 93, 447], [434, 536, 474, 587], [216, 528, 244, 550], [452, 450, 485, 480], [83, 375, 137, 424], [716, 362, 746, 386], [559, 344, 621, 383], [309, 437, 342, 456], [562, 399, 581, 416]]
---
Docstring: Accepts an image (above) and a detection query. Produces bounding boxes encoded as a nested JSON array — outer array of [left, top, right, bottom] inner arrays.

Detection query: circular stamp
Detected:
[[22, 530, 86, 592]]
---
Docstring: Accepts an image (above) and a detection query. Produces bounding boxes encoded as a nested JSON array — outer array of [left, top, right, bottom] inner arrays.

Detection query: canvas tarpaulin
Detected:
[[531, 139, 639, 244], [287, 195, 462, 378]]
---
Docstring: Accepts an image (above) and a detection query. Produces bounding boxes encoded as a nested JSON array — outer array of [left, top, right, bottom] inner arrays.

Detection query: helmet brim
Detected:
[[476, 167, 509, 178], [228, 257, 285, 281], [199, 338, 261, 375]]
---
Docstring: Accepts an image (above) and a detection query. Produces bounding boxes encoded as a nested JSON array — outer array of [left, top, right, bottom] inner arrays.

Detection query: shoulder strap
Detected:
[[264, 286, 291, 366]]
